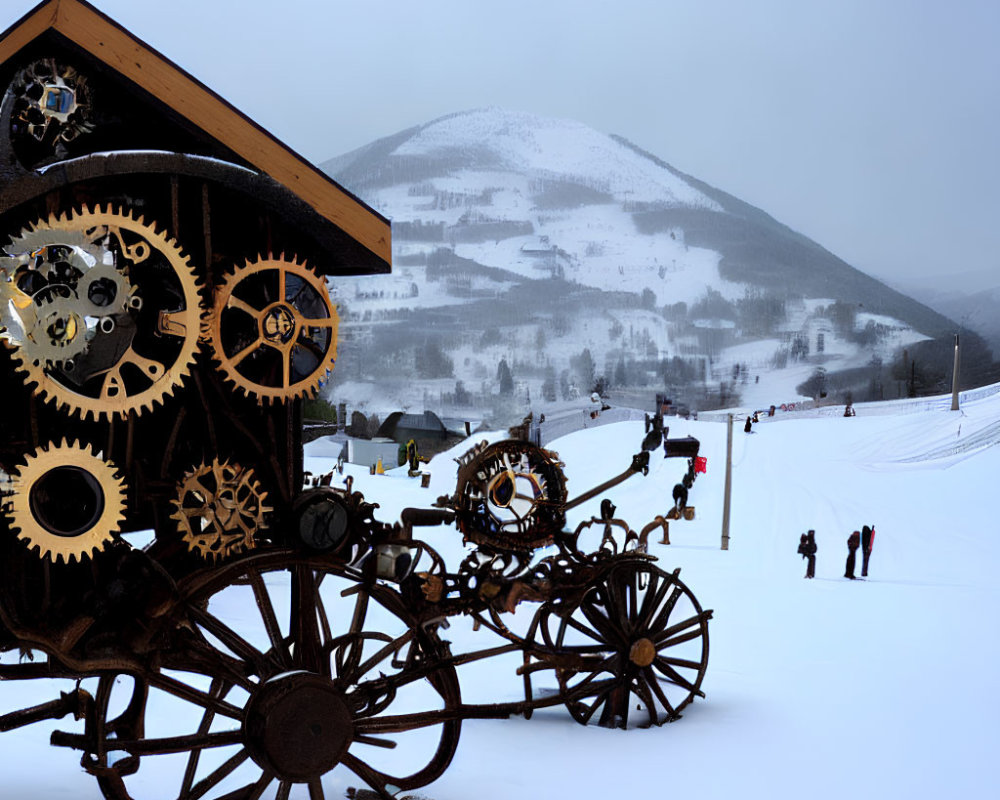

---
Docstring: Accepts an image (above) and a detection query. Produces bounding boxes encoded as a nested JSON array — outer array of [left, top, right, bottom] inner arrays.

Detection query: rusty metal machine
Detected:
[[0, 3, 711, 799]]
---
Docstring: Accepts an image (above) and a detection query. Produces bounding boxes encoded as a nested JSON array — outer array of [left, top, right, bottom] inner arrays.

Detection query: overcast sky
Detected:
[[5, 0, 999, 294]]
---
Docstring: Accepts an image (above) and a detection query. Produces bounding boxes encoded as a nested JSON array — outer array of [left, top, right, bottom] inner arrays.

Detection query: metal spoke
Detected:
[[576, 681, 618, 726], [247, 569, 291, 666], [353, 734, 399, 750], [647, 583, 684, 635], [657, 654, 705, 671], [652, 656, 702, 693], [108, 729, 243, 756], [556, 609, 608, 646], [344, 630, 412, 684], [212, 771, 274, 800], [188, 604, 274, 676], [186, 747, 251, 800], [644, 666, 678, 719], [637, 571, 673, 631], [354, 707, 464, 735], [654, 613, 709, 649], [180, 677, 226, 797], [308, 778, 326, 800], [578, 599, 626, 647], [178, 635, 257, 693], [146, 673, 244, 720], [290, 564, 323, 671], [341, 752, 396, 800], [598, 681, 629, 728], [627, 572, 639, 631], [632, 673, 664, 727]]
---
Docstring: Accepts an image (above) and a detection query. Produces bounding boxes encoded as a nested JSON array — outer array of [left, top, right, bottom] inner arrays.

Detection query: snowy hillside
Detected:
[[6, 383, 999, 799], [320, 108, 971, 419]]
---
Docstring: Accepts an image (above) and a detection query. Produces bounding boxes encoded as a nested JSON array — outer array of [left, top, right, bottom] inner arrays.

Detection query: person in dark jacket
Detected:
[[672, 482, 688, 512], [744, 416, 753, 433], [861, 524, 875, 577], [845, 530, 861, 579], [797, 529, 817, 578]]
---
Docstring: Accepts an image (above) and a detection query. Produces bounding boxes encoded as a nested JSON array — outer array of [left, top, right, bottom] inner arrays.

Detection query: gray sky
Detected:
[[6, 0, 1000, 294]]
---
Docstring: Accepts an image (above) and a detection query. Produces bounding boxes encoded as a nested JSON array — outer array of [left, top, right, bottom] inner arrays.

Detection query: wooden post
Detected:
[[950, 333, 961, 411], [721, 413, 733, 550]]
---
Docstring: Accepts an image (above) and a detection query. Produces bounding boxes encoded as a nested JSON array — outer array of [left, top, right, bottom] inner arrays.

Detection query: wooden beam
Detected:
[[0, 0, 58, 65]]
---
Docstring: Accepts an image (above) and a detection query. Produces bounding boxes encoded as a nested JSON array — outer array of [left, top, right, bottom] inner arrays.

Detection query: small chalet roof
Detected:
[[0, 0, 390, 271]]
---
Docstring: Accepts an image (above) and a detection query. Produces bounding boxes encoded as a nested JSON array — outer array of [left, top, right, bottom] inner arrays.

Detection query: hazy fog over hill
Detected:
[[320, 108, 997, 420]]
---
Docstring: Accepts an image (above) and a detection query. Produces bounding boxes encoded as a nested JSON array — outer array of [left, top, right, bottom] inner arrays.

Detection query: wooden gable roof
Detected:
[[0, 0, 391, 270]]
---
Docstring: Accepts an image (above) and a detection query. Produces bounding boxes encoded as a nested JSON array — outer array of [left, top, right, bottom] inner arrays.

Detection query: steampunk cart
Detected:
[[0, 3, 711, 799]]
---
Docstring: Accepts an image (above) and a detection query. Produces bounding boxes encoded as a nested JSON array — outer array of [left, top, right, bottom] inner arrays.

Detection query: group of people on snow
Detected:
[[797, 525, 874, 580]]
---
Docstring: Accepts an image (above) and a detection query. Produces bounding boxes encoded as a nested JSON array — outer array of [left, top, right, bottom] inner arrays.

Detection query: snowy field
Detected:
[[3, 383, 999, 799]]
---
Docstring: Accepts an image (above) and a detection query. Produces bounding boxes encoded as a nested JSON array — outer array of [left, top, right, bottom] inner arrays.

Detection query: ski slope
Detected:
[[3, 384, 998, 799]]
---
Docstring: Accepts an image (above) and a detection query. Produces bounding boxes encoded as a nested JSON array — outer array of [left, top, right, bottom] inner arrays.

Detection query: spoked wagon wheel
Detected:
[[82, 552, 461, 800], [528, 557, 711, 729]]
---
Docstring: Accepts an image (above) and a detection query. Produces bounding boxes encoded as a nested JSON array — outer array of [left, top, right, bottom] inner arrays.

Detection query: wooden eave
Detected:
[[0, 0, 390, 269]]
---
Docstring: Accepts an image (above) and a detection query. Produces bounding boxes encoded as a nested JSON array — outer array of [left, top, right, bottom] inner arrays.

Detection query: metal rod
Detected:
[[563, 452, 649, 512], [0, 690, 88, 733], [721, 413, 733, 550]]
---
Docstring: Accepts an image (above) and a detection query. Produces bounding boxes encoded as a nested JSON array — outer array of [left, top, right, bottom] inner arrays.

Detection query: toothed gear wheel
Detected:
[[208, 255, 339, 403], [8, 58, 94, 148], [171, 458, 272, 561], [0, 228, 97, 347], [452, 440, 568, 552], [2, 206, 202, 420], [3, 439, 127, 564], [22, 294, 90, 366]]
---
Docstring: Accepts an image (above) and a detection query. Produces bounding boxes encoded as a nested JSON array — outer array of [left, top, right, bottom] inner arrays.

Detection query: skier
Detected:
[[861, 524, 875, 577], [845, 530, 861, 579], [797, 530, 817, 578], [744, 416, 753, 433]]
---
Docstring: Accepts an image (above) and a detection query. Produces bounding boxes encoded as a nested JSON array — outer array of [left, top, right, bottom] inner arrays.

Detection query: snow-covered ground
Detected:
[[3, 383, 998, 799]]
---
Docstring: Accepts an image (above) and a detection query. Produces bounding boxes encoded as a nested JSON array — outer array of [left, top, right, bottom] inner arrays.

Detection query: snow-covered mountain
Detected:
[[321, 108, 985, 417], [913, 284, 1000, 357]]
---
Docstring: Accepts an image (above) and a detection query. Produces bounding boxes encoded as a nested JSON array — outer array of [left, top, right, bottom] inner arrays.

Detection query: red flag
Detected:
[[695, 456, 707, 474]]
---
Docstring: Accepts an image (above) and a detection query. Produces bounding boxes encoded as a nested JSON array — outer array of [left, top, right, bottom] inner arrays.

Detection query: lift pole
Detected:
[[721, 413, 733, 550], [950, 333, 961, 411]]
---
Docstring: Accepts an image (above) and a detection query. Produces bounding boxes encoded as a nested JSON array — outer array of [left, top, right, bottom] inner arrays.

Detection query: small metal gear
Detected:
[[1, 228, 97, 346], [22, 294, 90, 366], [4, 206, 202, 420], [73, 261, 136, 319], [7, 58, 94, 147], [207, 255, 339, 404], [171, 458, 272, 561], [4, 439, 127, 564]]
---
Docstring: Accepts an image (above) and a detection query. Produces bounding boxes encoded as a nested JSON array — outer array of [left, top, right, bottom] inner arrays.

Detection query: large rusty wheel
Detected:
[[527, 557, 711, 729], [84, 552, 461, 800]]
